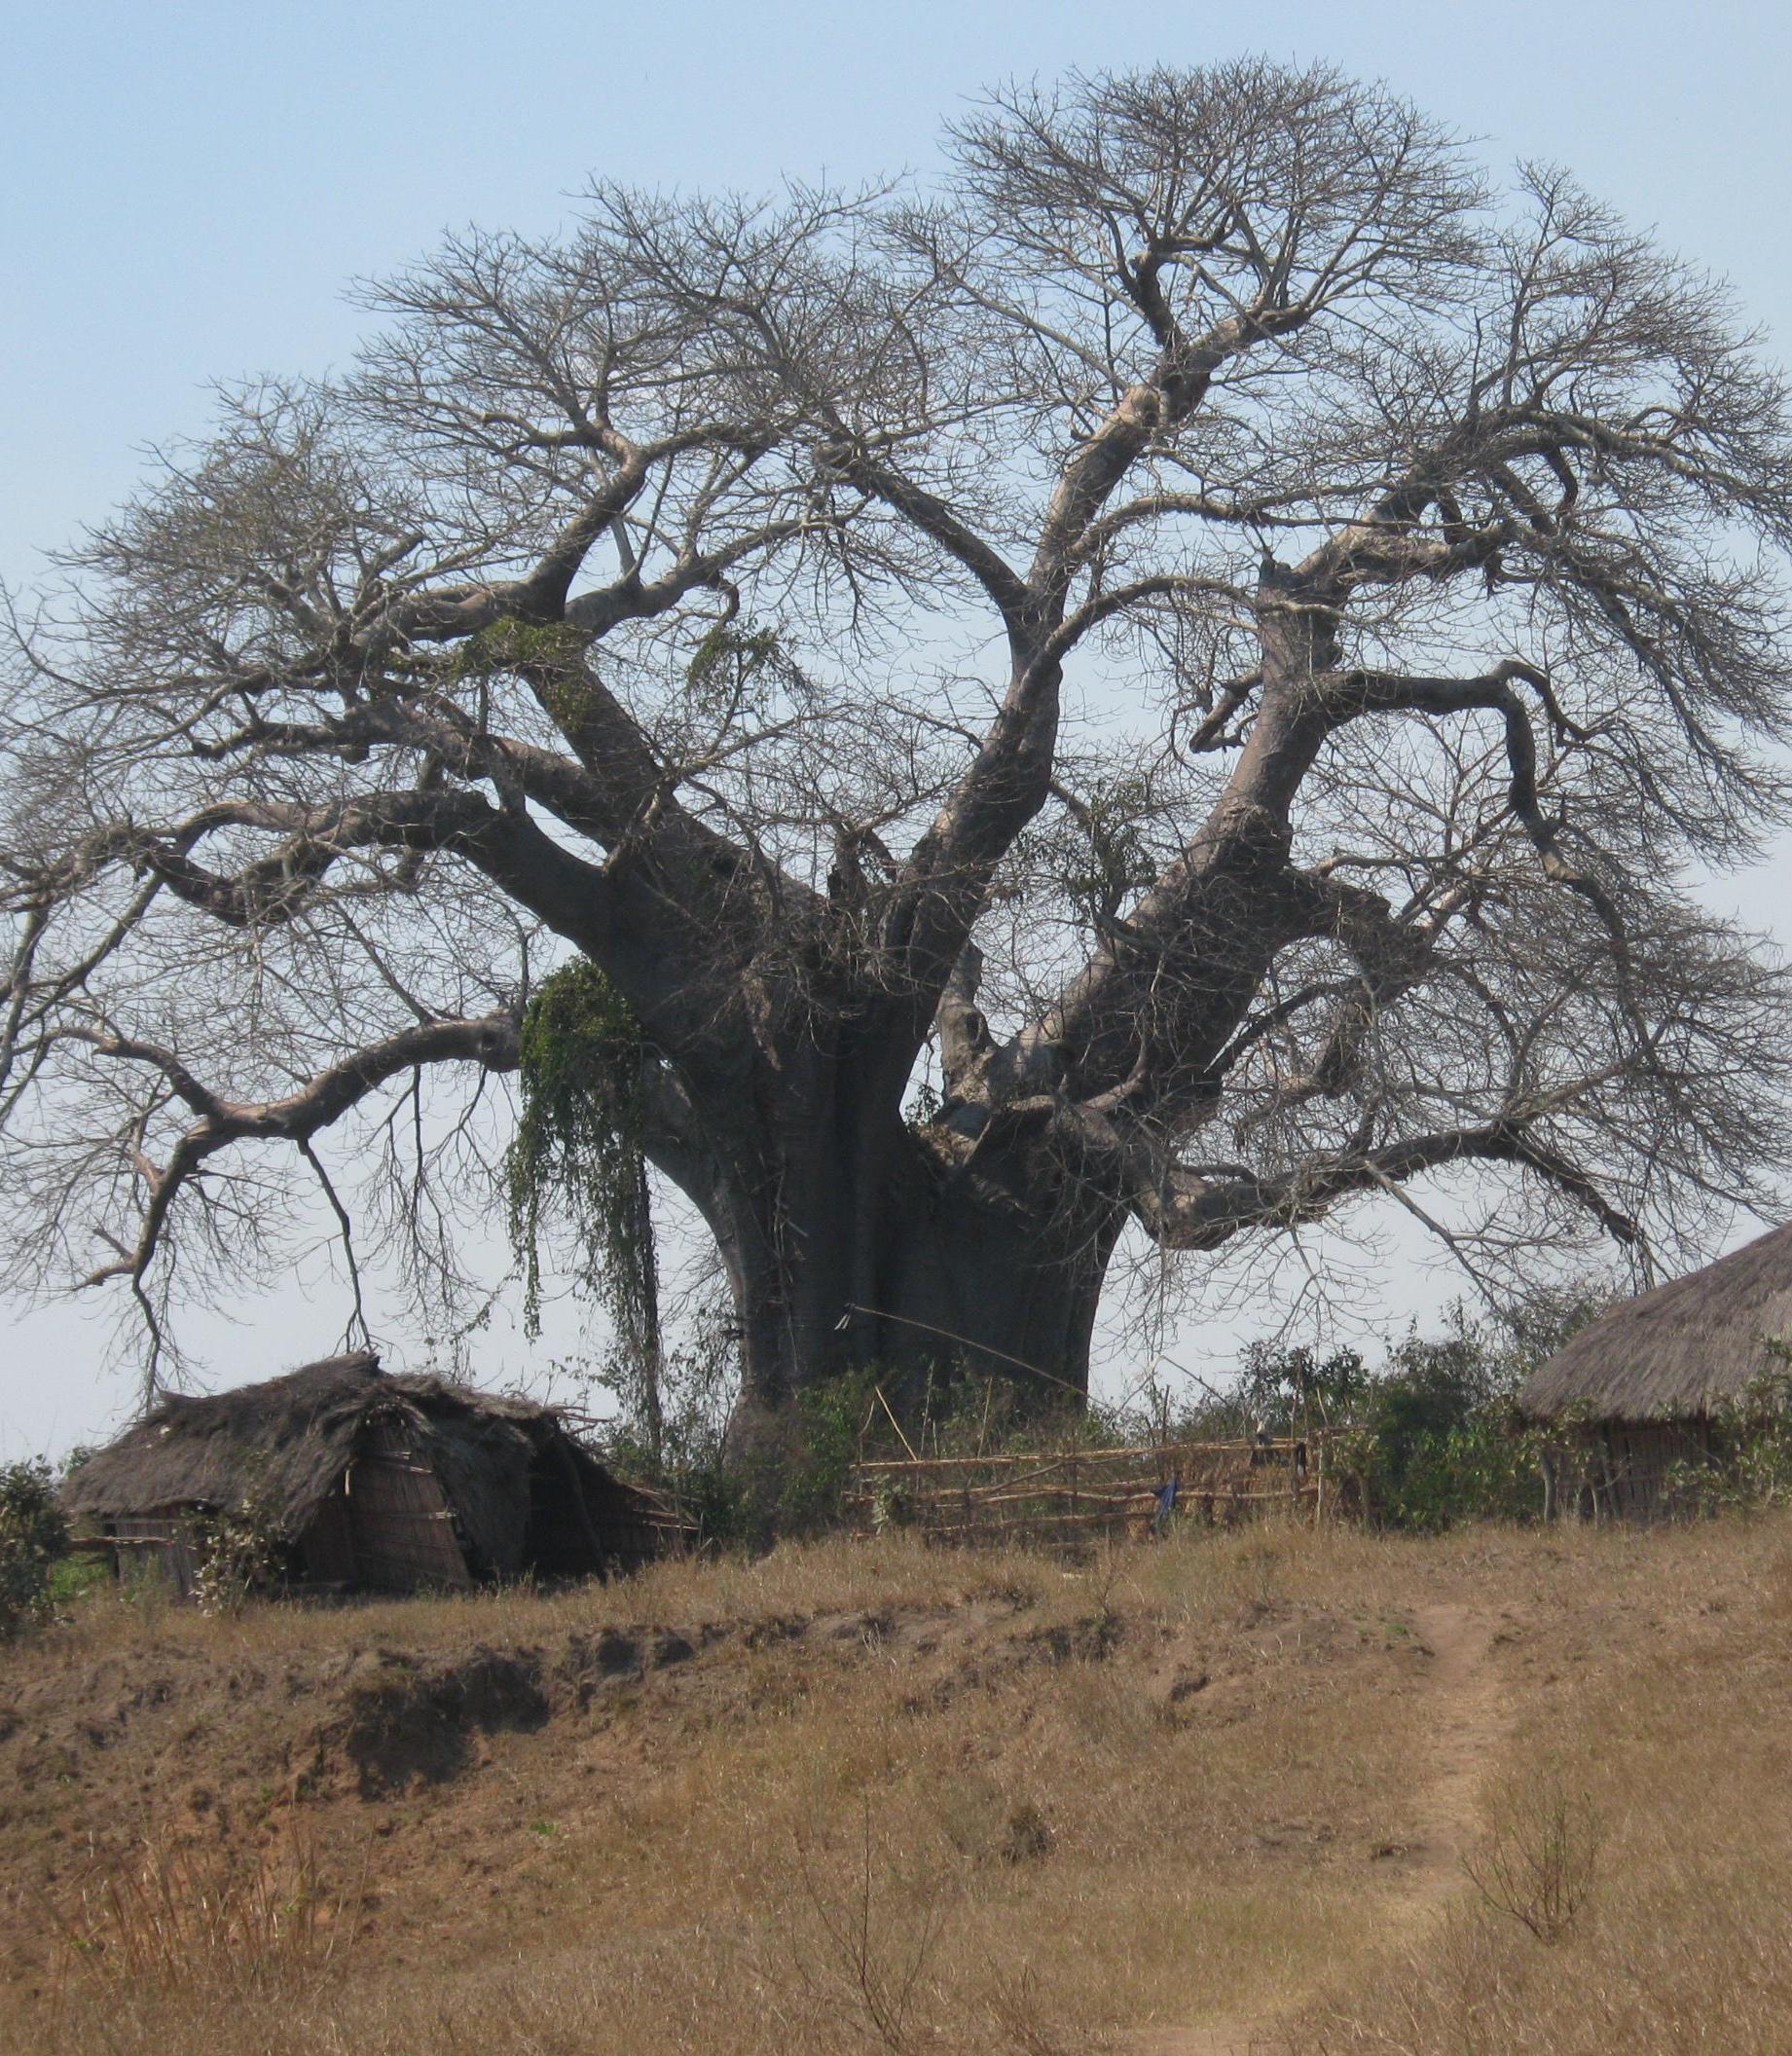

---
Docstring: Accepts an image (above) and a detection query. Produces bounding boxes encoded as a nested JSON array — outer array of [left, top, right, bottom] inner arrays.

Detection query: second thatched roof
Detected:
[[1518, 1223, 1792, 1423]]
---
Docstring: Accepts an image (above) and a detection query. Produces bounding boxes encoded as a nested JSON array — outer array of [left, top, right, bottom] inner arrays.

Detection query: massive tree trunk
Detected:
[[722, 1169, 1121, 1448], [657, 1027, 1124, 1446]]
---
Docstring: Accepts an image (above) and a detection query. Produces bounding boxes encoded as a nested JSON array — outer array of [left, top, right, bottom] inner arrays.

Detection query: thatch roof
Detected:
[[1518, 1223, 1792, 1422], [61, 1350, 617, 1575]]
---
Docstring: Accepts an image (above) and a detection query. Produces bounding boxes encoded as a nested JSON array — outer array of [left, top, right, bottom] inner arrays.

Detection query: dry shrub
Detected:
[[771, 1800, 1080, 2056], [1310, 1877, 1792, 2056], [1461, 1781, 1602, 1943], [782, 1800, 951, 2054], [1001, 1799, 1054, 1865], [977, 1965, 1080, 2056]]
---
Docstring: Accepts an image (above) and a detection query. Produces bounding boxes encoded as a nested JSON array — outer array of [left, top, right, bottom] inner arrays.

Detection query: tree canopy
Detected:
[[5, 60, 1792, 1424]]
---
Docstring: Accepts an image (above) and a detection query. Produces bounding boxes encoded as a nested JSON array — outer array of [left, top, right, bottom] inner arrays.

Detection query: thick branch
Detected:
[[1132, 1115, 1640, 1251], [823, 449, 1033, 629]]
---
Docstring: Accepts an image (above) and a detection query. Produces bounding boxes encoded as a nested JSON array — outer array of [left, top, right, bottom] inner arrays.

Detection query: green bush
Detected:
[[48, 1551, 110, 1607], [0, 1458, 70, 1636], [776, 1369, 884, 1537], [1664, 1358, 1792, 1515], [1244, 1299, 1608, 1531], [1354, 1324, 1537, 1529]]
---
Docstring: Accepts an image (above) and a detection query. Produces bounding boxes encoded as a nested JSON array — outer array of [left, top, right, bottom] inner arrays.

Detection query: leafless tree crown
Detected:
[[5, 61, 1791, 1396]]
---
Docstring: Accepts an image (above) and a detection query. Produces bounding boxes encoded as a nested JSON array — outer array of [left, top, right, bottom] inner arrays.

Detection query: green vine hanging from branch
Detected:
[[506, 960, 663, 1458]]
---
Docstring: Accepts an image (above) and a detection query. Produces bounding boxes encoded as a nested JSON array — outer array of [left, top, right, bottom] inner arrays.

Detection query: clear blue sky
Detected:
[[4, 0, 1790, 1453]]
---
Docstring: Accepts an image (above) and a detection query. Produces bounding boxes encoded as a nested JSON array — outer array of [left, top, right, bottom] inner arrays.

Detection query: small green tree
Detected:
[[0, 1459, 70, 1636], [1239, 1340, 1371, 1433], [1357, 1319, 1523, 1527]]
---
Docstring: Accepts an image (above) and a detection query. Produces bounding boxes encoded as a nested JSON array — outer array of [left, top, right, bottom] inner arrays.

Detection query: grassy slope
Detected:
[[2, 1516, 1790, 2055]]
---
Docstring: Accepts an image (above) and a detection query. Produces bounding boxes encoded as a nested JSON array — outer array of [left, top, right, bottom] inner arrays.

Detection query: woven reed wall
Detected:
[[845, 1435, 1339, 1545]]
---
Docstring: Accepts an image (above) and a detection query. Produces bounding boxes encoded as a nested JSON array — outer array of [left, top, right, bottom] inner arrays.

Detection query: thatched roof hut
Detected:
[[64, 1351, 676, 1596], [1518, 1223, 1792, 1516], [1519, 1223, 1792, 1422]]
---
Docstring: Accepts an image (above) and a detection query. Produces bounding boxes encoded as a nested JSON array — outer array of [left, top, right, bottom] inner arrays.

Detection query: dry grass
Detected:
[[1299, 1524, 1792, 2055], [5, 1517, 1792, 2053], [45, 1824, 360, 1994]]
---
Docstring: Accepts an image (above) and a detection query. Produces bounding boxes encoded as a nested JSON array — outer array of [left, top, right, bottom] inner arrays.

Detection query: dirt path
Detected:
[[1126, 1602, 1513, 2056]]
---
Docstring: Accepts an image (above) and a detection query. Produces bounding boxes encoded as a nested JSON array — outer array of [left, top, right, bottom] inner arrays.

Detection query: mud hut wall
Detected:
[[1608, 1420, 1714, 1517], [521, 1441, 609, 1577], [397, 1405, 534, 1576], [585, 1479, 688, 1570], [521, 1438, 677, 1575]]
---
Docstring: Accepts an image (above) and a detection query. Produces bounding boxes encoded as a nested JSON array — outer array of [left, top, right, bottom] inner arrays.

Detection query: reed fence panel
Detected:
[[844, 1434, 1340, 1545]]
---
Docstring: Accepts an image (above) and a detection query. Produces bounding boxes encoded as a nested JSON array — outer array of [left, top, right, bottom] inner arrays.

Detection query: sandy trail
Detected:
[[1126, 1601, 1512, 2056]]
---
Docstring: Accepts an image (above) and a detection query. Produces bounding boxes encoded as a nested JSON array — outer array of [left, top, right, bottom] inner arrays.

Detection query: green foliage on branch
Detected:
[[506, 961, 660, 1418], [687, 622, 784, 709], [453, 615, 590, 680], [452, 616, 597, 732], [1017, 772, 1161, 930]]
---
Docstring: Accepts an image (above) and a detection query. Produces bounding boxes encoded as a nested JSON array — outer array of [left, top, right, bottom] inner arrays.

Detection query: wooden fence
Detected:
[[843, 1432, 1343, 1545]]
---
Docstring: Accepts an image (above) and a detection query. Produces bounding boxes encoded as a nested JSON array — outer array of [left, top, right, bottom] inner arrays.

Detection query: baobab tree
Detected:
[[5, 61, 1792, 1441]]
